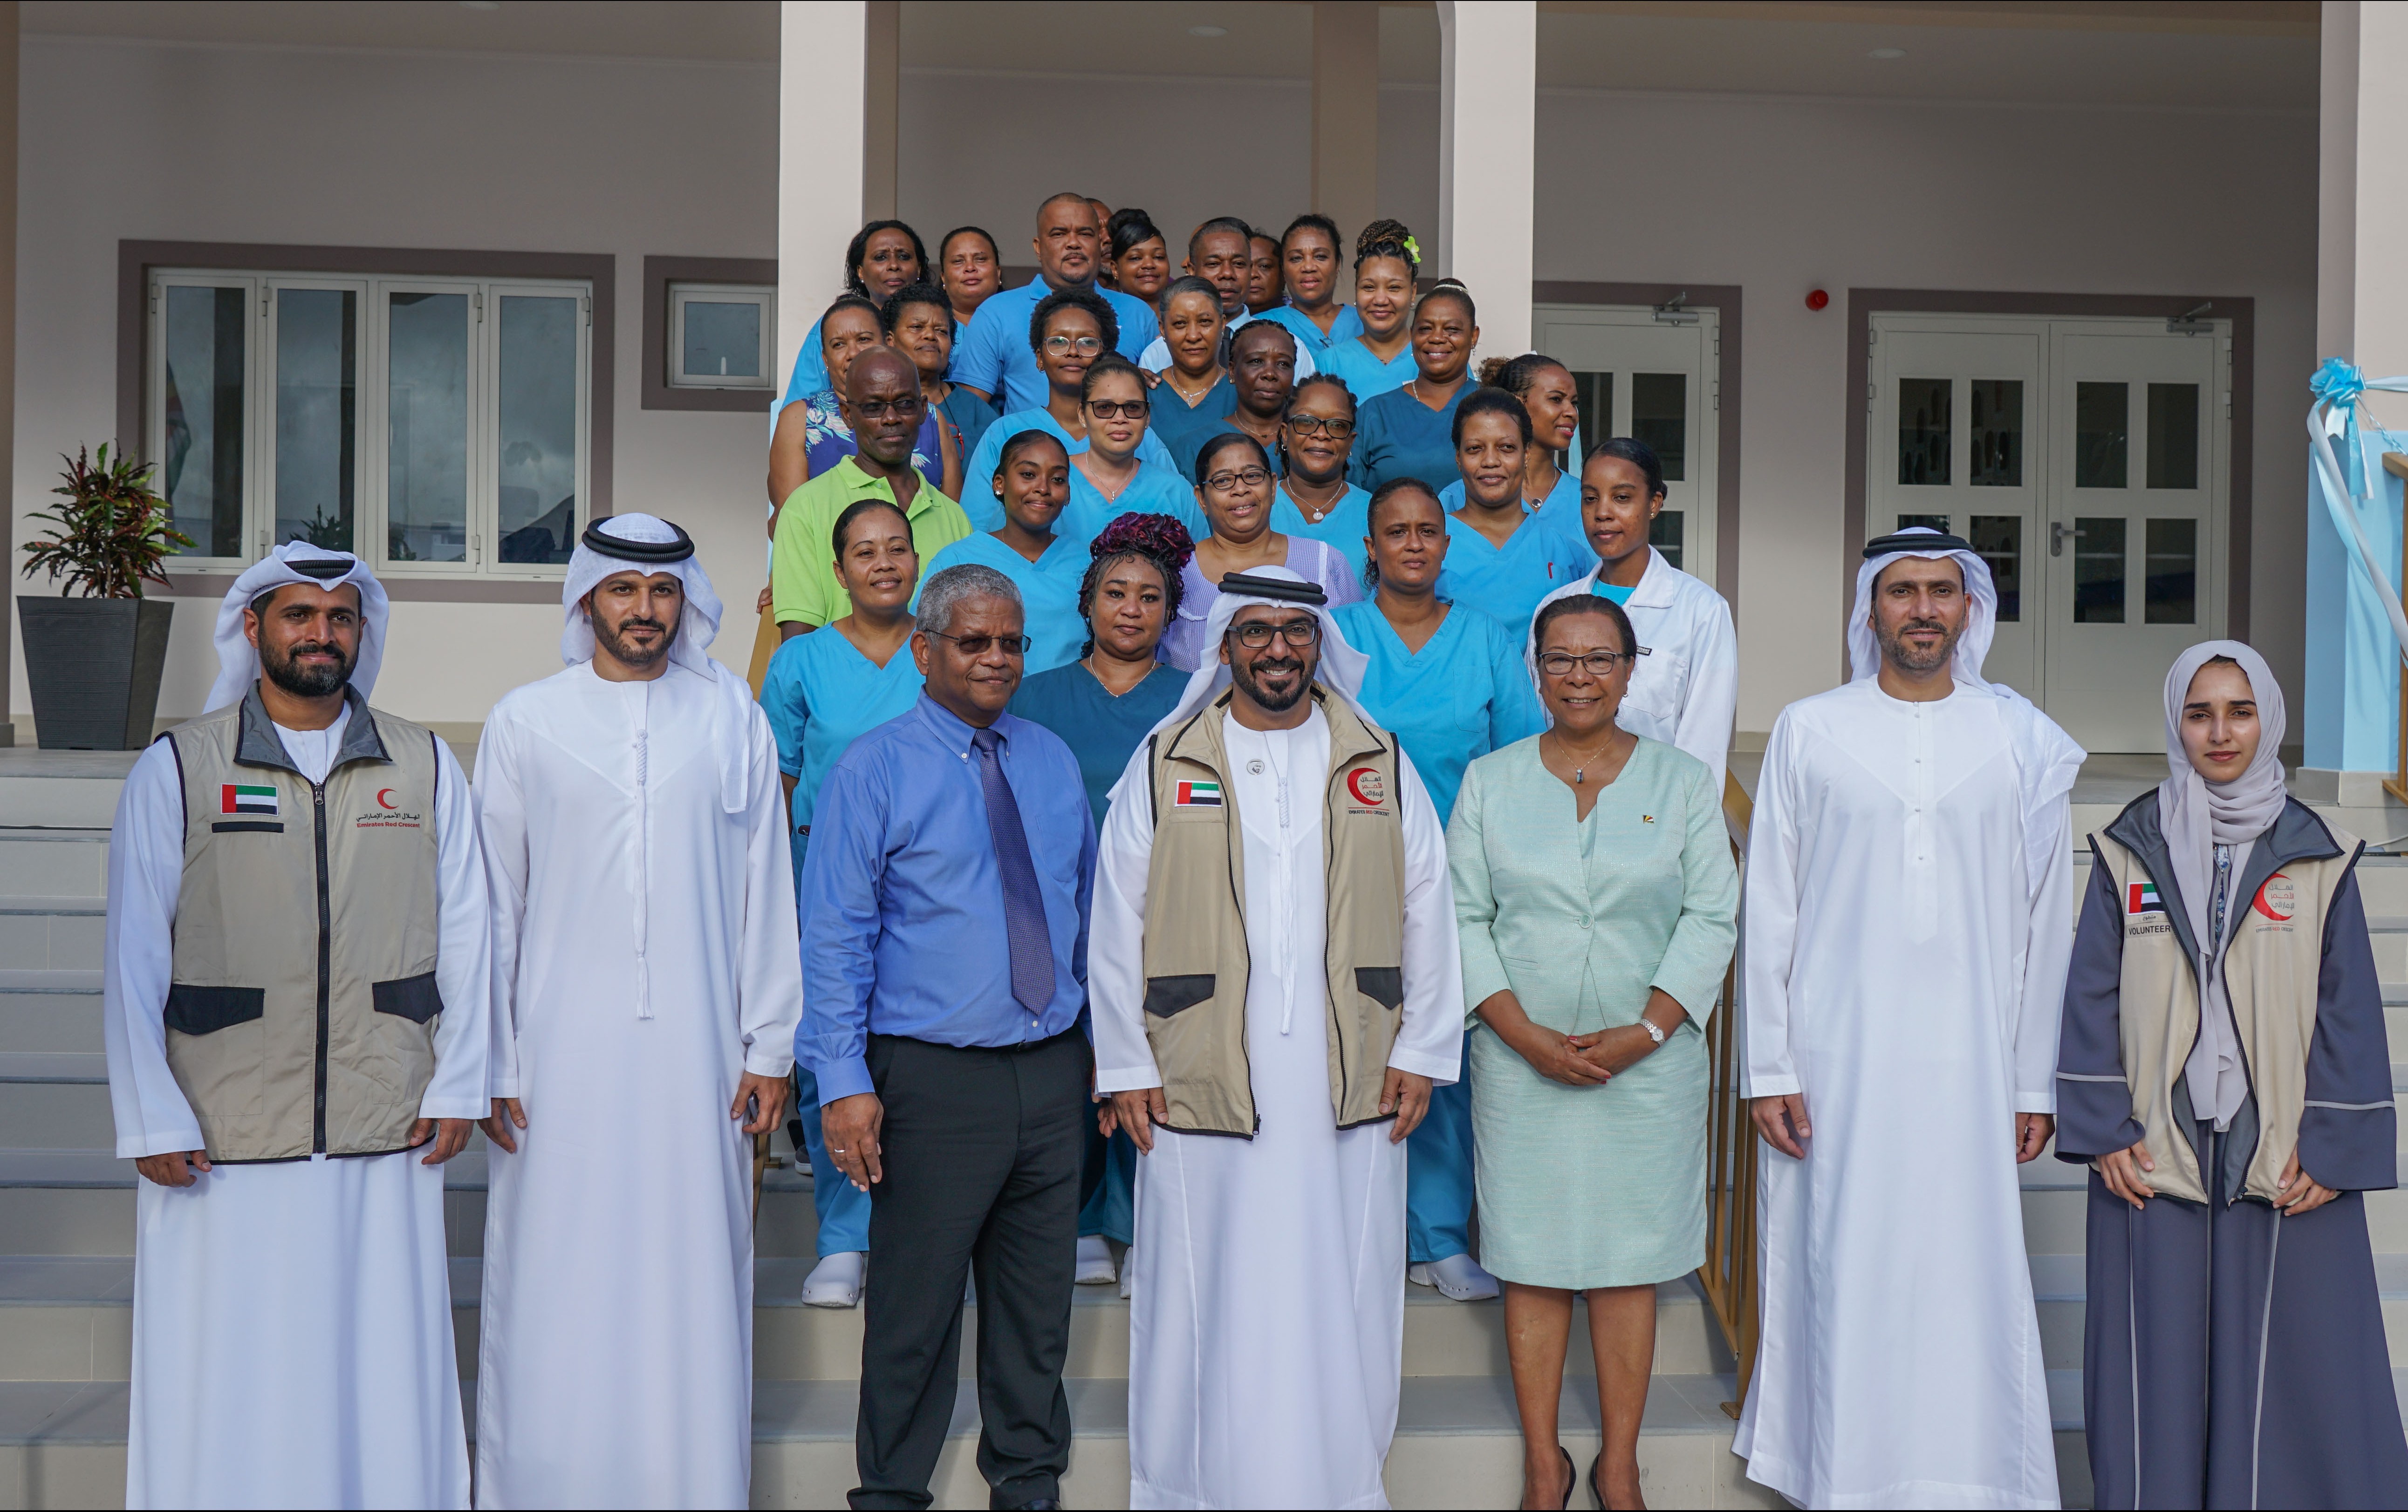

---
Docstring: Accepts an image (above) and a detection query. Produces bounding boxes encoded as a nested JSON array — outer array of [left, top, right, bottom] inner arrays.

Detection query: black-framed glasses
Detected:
[[1230, 620, 1321, 649], [850, 395, 925, 422], [1088, 399, 1149, 419], [1286, 415, 1355, 439], [1204, 465, 1272, 494], [927, 629, 1032, 657], [1538, 648, 1648, 677], [1042, 334, 1105, 356]]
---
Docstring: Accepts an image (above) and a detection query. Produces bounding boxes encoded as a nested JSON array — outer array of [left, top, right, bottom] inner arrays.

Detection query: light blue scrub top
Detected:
[[1271, 481, 1375, 584], [1592, 580, 1635, 605], [1330, 600, 1545, 825], [964, 409, 1180, 531], [1257, 303, 1365, 358], [1061, 460, 1206, 552], [760, 625, 925, 874], [917, 530, 1088, 675], [1440, 466, 1586, 547], [1320, 337, 1418, 403], [1434, 506, 1599, 630], [951, 279, 1161, 415]]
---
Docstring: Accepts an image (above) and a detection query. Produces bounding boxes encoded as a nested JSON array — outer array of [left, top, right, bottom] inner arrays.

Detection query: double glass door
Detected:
[[1868, 314, 2228, 750]]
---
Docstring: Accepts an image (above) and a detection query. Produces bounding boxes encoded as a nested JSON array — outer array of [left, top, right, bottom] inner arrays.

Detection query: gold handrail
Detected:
[[1697, 769, 1759, 1418]]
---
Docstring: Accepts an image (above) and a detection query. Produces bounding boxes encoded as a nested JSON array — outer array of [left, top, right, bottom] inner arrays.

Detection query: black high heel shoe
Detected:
[[1588, 1452, 1604, 1509], [1553, 1445, 1576, 1510]]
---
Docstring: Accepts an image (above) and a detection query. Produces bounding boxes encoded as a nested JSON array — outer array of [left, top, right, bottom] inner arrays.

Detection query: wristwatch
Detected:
[[1639, 1018, 1667, 1046]]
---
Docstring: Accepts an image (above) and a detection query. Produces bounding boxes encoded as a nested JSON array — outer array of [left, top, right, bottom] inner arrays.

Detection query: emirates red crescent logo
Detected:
[[375, 789, 399, 810], [1346, 767, 1385, 806], [2251, 874, 2297, 922]]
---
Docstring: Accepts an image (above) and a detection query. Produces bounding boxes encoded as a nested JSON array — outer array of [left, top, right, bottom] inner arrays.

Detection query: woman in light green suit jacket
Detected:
[[1447, 592, 1738, 1512]]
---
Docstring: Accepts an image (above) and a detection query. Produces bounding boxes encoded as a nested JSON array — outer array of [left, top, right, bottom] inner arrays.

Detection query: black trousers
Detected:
[[849, 1028, 1088, 1511]]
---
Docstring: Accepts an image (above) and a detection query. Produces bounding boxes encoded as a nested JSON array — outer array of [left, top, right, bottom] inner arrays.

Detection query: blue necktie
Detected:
[[972, 727, 1056, 1018]]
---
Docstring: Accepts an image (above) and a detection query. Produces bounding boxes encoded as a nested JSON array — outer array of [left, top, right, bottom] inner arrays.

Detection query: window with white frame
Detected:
[[150, 269, 593, 575], [667, 282, 774, 390]]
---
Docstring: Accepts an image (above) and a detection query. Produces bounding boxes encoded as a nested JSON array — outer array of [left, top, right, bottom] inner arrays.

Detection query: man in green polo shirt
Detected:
[[772, 348, 971, 638]]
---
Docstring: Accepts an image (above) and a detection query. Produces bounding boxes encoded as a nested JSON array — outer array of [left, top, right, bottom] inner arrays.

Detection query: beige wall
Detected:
[[13, 36, 2315, 735]]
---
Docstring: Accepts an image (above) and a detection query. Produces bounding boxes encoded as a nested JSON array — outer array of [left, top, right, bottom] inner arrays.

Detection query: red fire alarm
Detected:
[[1805, 289, 1830, 312]]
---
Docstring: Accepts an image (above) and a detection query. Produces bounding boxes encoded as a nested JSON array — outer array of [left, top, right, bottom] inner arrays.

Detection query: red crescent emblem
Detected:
[[375, 789, 398, 810], [2251, 874, 2297, 922], [1345, 767, 1385, 806]]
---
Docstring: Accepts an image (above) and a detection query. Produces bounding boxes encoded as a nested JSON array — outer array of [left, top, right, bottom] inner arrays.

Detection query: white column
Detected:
[[1312, 1, 1381, 242], [1435, 0, 1536, 361], [779, 0, 868, 399]]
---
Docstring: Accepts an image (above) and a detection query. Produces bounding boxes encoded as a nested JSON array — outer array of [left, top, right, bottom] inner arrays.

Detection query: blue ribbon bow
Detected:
[[2306, 356, 2408, 663]]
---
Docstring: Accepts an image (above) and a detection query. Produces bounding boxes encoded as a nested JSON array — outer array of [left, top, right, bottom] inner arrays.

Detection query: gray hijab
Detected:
[[2158, 640, 2287, 1129]]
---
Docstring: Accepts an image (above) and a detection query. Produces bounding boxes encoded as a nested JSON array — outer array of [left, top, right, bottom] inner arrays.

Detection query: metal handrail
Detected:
[[1697, 769, 1759, 1418]]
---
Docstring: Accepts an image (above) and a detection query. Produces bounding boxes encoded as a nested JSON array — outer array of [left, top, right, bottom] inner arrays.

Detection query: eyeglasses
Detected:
[[1042, 334, 1105, 356], [1286, 415, 1355, 439], [926, 630, 1032, 657], [1204, 466, 1272, 494], [1538, 649, 1647, 677], [851, 396, 925, 421], [1088, 399, 1149, 419], [1230, 620, 1321, 648]]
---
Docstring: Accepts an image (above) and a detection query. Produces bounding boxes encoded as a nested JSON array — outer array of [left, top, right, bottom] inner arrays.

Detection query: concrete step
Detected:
[[0, 832, 107, 903]]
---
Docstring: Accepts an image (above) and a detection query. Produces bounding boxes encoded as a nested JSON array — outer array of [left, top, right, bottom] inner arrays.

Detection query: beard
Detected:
[[1876, 615, 1961, 675], [260, 635, 355, 698], [1230, 650, 1310, 713], [594, 606, 680, 669]]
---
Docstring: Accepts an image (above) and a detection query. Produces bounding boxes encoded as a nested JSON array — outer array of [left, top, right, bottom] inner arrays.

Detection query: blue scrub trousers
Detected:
[[1078, 1115, 1136, 1245], [1405, 1043, 1476, 1264], [795, 1067, 872, 1255]]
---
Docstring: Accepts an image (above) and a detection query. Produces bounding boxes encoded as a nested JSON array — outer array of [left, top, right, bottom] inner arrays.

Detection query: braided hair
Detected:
[[1354, 218, 1419, 273], [1077, 512, 1194, 657]]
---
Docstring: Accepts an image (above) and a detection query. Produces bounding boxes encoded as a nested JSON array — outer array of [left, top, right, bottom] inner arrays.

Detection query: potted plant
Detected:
[[17, 444, 192, 750]]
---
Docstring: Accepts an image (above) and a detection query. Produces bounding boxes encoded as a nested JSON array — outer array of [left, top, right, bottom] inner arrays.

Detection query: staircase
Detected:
[[0, 749, 2400, 1509]]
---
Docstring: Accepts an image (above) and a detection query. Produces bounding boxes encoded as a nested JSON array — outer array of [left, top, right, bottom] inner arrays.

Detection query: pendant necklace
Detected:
[[1552, 729, 1618, 784]]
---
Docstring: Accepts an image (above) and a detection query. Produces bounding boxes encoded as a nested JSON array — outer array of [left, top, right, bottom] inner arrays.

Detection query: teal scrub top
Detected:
[[1330, 600, 1546, 824], [1271, 481, 1375, 584], [759, 625, 925, 867], [1593, 580, 1635, 605], [1434, 506, 1597, 630], [1440, 464, 1586, 546], [918, 530, 1088, 674], [964, 409, 1181, 531], [1354, 384, 1466, 495], [938, 384, 1000, 461], [1257, 303, 1366, 357], [1320, 337, 1418, 403], [1147, 373, 1237, 478], [1061, 459, 1207, 552], [1007, 660, 1187, 826]]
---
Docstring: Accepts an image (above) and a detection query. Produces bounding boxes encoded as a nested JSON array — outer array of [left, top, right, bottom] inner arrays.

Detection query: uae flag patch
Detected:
[[2127, 880, 2163, 916], [221, 783, 279, 817], [1174, 779, 1223, 808]]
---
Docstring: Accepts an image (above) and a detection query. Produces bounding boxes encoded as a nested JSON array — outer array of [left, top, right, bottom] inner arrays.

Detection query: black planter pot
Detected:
[[17, 597, 176, 750]]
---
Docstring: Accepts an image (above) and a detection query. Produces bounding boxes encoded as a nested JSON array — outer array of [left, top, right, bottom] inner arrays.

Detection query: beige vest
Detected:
[[2093, 826, 2356, 1204], [164, 689, 445, 1162], [1139, 687, 1406, 1137]]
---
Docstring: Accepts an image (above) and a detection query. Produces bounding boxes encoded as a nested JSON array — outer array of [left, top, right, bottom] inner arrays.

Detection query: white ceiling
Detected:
[[23, 0, 2319, 111]]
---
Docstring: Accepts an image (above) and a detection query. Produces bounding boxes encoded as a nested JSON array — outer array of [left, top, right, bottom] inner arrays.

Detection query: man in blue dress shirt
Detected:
[[799, 562, 1096, 1512], [952, 192, 1160, 415]]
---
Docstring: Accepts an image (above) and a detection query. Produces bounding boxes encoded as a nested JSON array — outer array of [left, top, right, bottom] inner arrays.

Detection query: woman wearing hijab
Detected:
[[1008, 513, 1193, 1297], [2056, 642, 2408, 1509]]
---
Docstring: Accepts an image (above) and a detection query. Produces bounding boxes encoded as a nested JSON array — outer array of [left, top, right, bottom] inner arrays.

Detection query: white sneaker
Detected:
[[1412, 1253, 1501, 1301], [1075, 1234, 1119, 1285], [800, 1250, 865, 1309]]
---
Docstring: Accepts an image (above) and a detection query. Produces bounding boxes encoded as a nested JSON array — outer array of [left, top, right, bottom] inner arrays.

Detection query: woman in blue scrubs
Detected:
[[1442, 353, 1584, 531], [1354, 281, 1479, 495], [1062, 356, 1206, 548], [923, 429, 1087, 674], [1166, 320, 1297, 481], [1105, 208, 1172, 307], [1272, 373, 1375, 583], [960, 290, 1182, 528], [775, 220, 930, 419], [759, 495, 926, 1310], [939, 225, 1004, 335], [1320, 218, 1421, 402], [1145, 276, 1236, 469], [881, 281, 995, 463], [1007, 512, 1193, 1294], [1435, 386, 1598, 627], [1258, 213, 1366, 359], [1331, 477, 1544, 1305]]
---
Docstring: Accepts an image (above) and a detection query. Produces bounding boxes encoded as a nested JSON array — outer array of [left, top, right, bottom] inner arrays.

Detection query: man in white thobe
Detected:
[[105, 543, 491, 1508], [1092, 568, 1464, 1511], [1734, 527, 2085, 1509], [473, 515, 801, 1508]]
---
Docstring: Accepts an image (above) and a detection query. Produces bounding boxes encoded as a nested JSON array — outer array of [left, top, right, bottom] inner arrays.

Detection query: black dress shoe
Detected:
[[992, 1498, 1060, 1511]]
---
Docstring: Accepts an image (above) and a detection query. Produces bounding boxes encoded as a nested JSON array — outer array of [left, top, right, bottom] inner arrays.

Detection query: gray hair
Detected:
[[914, 563, 1023, 636]]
